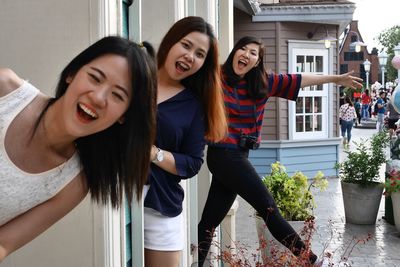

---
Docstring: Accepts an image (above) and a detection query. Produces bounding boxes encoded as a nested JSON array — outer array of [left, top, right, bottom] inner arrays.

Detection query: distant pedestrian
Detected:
[[354, 97, 361, 125], [376, 90, 387, 132], [361, 89, 371, 121], [339, 96, 357, 147]]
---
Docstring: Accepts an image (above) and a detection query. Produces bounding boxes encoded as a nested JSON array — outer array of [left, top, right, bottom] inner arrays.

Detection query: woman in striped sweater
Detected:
[[198, 36, 362, 266]]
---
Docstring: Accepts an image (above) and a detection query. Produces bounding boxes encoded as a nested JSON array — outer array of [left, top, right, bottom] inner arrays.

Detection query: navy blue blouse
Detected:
[[144, 88, 206, 217]]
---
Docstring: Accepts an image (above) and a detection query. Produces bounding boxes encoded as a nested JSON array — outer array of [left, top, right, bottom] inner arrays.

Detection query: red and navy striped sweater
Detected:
[[210, 73, 302, 149]]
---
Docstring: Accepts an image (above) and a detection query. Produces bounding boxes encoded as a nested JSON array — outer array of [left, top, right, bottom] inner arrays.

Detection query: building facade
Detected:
[[234, 0, 356, 177], [339, 20, 379, 90]]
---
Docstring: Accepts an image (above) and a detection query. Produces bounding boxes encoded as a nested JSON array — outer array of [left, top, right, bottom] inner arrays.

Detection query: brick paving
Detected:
[[235, 127, 400, 267]]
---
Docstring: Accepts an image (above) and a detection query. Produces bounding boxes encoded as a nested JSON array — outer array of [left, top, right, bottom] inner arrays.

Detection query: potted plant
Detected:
[[255, 162, 328, 259], [385, 160, 400, 232], [384, 136, 400, 225], [336, 131, 390, 224]]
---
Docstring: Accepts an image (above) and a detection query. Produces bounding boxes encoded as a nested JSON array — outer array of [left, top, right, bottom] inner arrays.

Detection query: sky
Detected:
[[350, 0, 400, 52]]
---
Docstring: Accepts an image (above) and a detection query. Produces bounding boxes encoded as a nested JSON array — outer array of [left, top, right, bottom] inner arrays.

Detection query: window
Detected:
[[340, 64, 348, 74], [344, 52, 364, 61], [289, 48, 329, 140]]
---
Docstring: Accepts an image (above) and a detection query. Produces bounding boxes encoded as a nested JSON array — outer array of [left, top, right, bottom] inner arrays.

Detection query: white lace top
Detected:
[[0, 81, 81, 226]]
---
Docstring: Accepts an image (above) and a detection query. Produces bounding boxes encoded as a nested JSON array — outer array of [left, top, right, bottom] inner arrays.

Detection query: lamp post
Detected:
[[394, 43, 400, 80], [378, 51, 388, 90], [363, 59, 371, 91]]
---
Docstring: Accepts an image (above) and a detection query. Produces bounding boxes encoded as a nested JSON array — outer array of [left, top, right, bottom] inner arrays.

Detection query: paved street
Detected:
[[235, 127, 400, 266]]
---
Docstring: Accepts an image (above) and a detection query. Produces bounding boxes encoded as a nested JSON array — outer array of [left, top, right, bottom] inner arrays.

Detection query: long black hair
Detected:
[[35, 36, 157, 207], [222, 36, 268, 100]]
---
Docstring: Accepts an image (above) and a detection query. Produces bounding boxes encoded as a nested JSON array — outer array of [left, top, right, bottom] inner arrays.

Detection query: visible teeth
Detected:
[[177, 62, 190, 71], [79, 103, 97, 118], [239, 59, 247, 65]]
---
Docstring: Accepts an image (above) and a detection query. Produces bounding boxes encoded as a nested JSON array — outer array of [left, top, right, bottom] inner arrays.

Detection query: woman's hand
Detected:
[[150, 145, 158, 162], [301, 70, 364, 89], [0, 244, 7, 262], [336, 71, 363, 89]]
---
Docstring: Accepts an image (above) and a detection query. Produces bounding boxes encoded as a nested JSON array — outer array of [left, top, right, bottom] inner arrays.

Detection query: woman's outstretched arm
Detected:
[[300, 71, 363, 90]]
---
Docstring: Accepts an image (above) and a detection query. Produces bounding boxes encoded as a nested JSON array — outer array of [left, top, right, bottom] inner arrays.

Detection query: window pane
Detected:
[[296, 97, 304, 113], [314, 97, 322, 112], [314, 115, 322, 131], [315, 84, 323, 91], [316, 56, 323, 72], [305, 56, 314, 72], [296, 56, 304, 72], [305, 115, 313, 131], [305, 97, 313, 113], [296, 116, 304, 132]]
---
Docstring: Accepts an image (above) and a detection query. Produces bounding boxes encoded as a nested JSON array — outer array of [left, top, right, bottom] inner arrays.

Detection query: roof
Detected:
[[234, 0, 356, 33]]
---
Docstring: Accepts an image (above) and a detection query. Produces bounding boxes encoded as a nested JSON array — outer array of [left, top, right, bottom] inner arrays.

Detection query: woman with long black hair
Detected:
[[198, 36, 363, 266]]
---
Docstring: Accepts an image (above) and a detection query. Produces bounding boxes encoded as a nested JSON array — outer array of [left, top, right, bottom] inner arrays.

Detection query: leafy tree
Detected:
[[377, 25, 400, 82]]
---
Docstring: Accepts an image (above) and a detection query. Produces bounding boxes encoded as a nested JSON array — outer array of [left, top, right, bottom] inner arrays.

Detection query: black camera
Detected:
[[238, 133, 260, 150]]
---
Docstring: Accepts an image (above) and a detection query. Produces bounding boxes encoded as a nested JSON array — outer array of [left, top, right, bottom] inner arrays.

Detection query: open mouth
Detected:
[[176, 61, 190, 72], [238, 59, 248, 68], [77, 103, 98, 121]]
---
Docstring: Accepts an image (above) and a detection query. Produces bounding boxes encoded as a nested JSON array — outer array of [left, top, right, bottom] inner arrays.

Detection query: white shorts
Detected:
[[143, 186, 184, 251]]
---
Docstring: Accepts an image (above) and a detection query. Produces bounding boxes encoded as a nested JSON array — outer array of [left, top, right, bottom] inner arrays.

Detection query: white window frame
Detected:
[[288, 41, 334, 140]]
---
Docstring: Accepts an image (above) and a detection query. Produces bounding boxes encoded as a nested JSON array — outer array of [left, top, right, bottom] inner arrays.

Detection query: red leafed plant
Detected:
[[205, 217, 372, 267], [385, 167, 400, 196]]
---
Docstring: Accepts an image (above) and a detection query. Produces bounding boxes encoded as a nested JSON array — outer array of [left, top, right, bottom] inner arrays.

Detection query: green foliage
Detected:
[[262, 162, 328, 221], [343, 86, 362, 98], [377, 25, 400, 82], [336, 132, 390, 185]]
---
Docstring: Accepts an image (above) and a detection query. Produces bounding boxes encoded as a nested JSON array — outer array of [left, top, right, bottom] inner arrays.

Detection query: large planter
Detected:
[[255, 215, 304, 264], [341, 181, 384, 224], [392, 191, 400, 232]]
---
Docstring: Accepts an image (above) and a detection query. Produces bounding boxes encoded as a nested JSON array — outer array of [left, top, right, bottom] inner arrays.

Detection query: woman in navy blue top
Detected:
[[198, 36, 363, 266], [143, 17, 227, 267]]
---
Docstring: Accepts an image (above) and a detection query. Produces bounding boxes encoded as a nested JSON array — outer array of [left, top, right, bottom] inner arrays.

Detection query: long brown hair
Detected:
[[157, 16, 227, 142]]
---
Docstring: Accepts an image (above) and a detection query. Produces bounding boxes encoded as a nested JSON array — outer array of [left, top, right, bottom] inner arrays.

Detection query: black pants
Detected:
[[197, 147, 314, 267]]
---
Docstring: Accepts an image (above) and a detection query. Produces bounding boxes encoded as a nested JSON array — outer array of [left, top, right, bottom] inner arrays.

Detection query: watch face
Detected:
[[157, 149, 164, 162]]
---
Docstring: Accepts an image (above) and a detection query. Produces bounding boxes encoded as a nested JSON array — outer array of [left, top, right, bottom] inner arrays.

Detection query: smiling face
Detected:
[[161, 31, 210, 83], [232, 43, 261, 78], [60, 54, 132, 137]]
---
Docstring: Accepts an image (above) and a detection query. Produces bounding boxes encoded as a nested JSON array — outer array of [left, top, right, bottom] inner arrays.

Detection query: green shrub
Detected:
[[262, 162, 328, 221], [336, 131, 390, 185]]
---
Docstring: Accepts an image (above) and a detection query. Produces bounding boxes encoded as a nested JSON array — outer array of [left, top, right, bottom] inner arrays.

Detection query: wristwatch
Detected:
[[152, 147, 164, 163]]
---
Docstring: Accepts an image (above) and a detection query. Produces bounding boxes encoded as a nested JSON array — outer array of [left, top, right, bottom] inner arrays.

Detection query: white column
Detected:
[[382, 67, 386, 89], [217, 0, 234, 61], [128, 0, 141, 42]]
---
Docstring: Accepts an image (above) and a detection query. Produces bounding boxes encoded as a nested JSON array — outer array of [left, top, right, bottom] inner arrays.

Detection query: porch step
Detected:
[[355, 119, 377, 129]]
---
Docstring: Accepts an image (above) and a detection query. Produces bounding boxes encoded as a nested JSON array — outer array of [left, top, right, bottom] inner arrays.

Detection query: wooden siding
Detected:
[[234, 8, 340, 140], [249, 144, 339, 178]]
